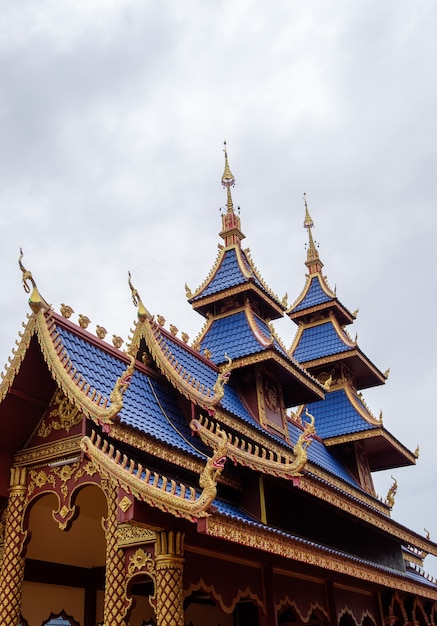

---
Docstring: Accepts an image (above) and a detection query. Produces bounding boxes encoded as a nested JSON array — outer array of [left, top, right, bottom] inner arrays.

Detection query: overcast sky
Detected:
[[1, 1, 436, 577]]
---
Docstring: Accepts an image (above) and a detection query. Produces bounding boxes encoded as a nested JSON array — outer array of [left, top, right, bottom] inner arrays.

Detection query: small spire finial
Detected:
[[302, 194, 323, 273], [222, 141, 235, 214], [219, 142, 245, 246]]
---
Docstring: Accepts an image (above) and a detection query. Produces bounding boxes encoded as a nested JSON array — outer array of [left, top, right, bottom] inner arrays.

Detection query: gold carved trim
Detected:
[[81, 429, 228, 522], [203, 516, 437, 600], [288, 272, 336, 314], [117, 523, 157, 548], [0, 316, 36, 403], [183, 577, 265, 615], [14, 436, 82, 467]]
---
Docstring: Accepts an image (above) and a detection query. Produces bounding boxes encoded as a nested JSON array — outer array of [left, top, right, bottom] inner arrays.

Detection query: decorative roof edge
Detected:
[[0, 315, 36, 403], [186, 245, 226, 302], [35, 311, 135, 426], [190, 410, 316, 480], [201, 516, 437, 597], [81, 428, 228, 522], [130, 316, 232, 409]]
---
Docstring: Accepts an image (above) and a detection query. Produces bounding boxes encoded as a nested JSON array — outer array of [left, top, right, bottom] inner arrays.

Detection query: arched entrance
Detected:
[[21, 484, 107, 626]]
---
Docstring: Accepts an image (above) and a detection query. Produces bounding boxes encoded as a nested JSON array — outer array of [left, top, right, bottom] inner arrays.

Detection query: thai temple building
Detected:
[[1, 146, 436, 626]]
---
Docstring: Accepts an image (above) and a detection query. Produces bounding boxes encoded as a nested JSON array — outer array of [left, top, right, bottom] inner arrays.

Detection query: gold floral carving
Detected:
[[128, 548, 155, 576], [117, 523, 157, 548], [37, 390, 82, 438], [80, 429, 227, 522], [26, 459, 99, 531], [191, 411, 315, 479]]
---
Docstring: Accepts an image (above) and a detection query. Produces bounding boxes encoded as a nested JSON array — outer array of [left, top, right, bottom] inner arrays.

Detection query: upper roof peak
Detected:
[[219, 142, 245, 247], [303, 193, 323, 274]]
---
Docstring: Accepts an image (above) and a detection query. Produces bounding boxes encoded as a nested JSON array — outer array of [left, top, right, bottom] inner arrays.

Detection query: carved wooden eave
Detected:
[[129, 315, 232, 410], [206, 407, 437, 556], [80, 429, 227, 523], [323, 427, 417, 470], [199, 515, 437, 599]]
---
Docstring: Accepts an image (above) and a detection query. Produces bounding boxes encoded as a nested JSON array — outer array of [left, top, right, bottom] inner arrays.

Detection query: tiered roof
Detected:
[[289, 197, 415, 471], [0, 149, 435, 596]]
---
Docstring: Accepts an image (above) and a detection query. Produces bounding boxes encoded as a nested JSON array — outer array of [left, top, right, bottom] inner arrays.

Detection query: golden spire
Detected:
[[303, 194, 323, 274], [222, 140, 235, 214], [219, 142, 244, 246]]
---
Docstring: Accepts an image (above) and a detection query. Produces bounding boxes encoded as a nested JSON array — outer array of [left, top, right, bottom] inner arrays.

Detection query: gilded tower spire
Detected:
[[220, 141, 244, 246], [303, 194, 323, 274]]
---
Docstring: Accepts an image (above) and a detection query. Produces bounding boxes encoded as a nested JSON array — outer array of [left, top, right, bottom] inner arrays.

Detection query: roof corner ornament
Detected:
[[212, 354, 232, 402], [281, 292, 288, 308], [185, 282, 193, 299], [384, 367, 390, 379], [128, 271, 153, 322], [385, 475, 397, 509], [18, 249, 51, 313], [105, 352, 136, 424], [414, 445, 420, 459], [291, 409, 316, 475]]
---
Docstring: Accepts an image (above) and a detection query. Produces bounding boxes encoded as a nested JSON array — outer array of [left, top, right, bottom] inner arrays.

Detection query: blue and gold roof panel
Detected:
[[302, 389, 377, 439], [292, 320, 354, 363], [292, 275, 333, 313]]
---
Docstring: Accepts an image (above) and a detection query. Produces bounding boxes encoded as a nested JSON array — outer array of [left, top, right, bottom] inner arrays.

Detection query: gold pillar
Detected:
[[0, 467, 28, 626], [103, 480, 130, 626], [154, 530, 185, 626]]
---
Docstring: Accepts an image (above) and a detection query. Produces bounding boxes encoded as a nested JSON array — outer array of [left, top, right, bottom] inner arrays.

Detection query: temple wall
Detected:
[[20, 581, 83, 626]]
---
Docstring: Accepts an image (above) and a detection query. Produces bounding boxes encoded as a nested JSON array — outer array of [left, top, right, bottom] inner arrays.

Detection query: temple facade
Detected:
[[0, 147, 436, 626]]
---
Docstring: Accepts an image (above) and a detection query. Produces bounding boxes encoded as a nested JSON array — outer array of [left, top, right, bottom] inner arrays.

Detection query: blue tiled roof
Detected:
[[293, 276, 332, 312], [305, 389, 376, 439], [292, 321, 351, 362], [200, 311, 286, 364], [55, 324, 207, 458], [56, 325, 124, 400], [192, 248, 248, 300], [54, 321, 368, 500], [157, 329, 218, 392]]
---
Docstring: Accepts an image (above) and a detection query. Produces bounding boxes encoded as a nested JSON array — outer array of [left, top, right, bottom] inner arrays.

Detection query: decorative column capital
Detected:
[[9, 467, 27, 496]]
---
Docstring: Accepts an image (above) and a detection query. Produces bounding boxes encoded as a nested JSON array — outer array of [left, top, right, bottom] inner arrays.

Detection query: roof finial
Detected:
[[219, 142, 244, 246], [222, 141, 235, 214], [18, 249, 50, 313], [303, 194, 323, 273]]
